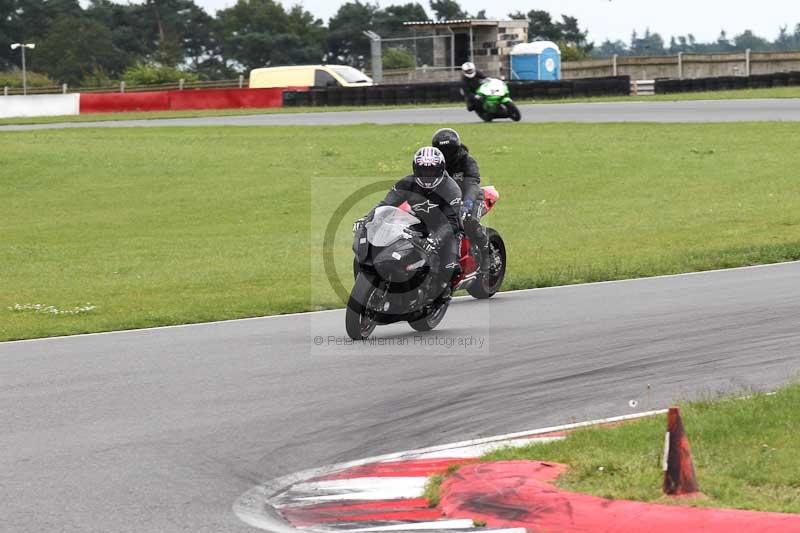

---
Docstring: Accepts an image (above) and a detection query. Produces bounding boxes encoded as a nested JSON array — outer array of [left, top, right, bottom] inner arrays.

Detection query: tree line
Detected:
[[1, 0, 798, 87], [595, 26, 800, 58]]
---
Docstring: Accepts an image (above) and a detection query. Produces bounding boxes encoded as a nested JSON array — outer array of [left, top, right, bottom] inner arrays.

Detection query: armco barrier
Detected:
[[656, 71, 800, 94], [282, 77, 631, 107], [0, 94, 80, 118], [80, 91, 170, 113]]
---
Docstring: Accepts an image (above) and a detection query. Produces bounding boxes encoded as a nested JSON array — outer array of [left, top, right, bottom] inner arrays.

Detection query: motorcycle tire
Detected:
[[409, 297, 450, 332], [345, 273, 379, 340], [467, 227, 506, 299], [476, 108, 493, 122], [507, 101, 522, 122]]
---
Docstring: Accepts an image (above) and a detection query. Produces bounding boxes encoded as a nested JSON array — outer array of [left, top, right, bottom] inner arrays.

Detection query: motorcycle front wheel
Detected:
[[507, 101, 522, 122], [345, 273, 379, 340], [409, 297, 450, 332]]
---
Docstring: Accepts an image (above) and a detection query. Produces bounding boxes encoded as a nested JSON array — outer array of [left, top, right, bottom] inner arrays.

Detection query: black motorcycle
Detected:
[[346, 206, 451, 340]]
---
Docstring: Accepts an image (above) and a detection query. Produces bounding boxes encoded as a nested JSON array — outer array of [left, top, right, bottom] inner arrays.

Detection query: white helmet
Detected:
[[461, 62, 476, 78]]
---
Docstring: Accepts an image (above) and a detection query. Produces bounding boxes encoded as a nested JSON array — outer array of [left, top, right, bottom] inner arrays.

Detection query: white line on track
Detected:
[[4, 259, 799, 346], [340, 519, 477, 531]]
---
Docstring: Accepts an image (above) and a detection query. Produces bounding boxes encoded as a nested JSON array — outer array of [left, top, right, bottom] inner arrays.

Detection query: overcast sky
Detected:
[[193, 0, 800, 44]]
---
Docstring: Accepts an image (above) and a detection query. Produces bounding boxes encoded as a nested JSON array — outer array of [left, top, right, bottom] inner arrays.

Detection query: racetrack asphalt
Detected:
[[2, 98, 800, 131], [2, 261, 800, 531]]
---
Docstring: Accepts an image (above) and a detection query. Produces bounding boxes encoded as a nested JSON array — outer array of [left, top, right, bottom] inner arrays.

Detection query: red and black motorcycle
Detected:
[[346, 186, 506, 340]]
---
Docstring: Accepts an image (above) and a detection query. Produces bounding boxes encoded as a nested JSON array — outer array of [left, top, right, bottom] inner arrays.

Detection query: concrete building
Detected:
[[399, 19, 528, 81]]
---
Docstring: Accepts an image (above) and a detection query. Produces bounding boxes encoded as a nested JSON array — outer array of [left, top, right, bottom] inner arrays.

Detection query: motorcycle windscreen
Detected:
[[479, 78, 507, 96], [366, 206, 422, 247]]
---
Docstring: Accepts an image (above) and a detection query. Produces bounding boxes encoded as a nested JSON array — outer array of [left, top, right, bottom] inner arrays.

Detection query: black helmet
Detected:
[[431, 128, 461, 162], [412, 146, 446, 189]]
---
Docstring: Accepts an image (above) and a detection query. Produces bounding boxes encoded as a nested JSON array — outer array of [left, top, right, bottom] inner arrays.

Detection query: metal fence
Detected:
[[1, 77, 246, 96]]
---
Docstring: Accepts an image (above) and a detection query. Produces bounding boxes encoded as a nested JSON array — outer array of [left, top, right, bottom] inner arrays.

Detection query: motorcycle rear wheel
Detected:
[[467, 228, 506, 299], [346, 273, 379, 340]]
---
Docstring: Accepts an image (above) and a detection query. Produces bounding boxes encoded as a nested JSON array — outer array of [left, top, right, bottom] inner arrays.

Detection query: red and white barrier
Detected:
[[0, 87, 284, 119], [0, 94, 80, 118], [79, 91, 171, 114]]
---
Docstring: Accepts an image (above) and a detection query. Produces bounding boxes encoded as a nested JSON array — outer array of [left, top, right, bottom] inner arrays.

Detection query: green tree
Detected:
[[734, 30, 772, 51], [86, 0, 150, 64], [429, 0, 466, 21], [630, 27, 666, 55], [34, 16, 126, 85], [509, 9, 593, 56], [556, 15, 592, 54], [327, 1, 377, 66], [218, 0, 325, 71], [0, 0, 17, 69], [593, 39, 628, 57], [374, 2, 428, 37]]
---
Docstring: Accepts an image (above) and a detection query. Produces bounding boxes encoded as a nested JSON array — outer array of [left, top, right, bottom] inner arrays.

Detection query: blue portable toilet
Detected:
[[510, 41, 561, 81]]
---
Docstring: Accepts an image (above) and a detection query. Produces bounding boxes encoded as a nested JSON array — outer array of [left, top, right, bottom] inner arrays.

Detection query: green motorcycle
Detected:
[[473, 78, 522, 122]]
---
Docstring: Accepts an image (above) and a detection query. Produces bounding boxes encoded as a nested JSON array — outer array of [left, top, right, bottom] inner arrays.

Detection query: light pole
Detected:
[[10, 43, 36, 96]]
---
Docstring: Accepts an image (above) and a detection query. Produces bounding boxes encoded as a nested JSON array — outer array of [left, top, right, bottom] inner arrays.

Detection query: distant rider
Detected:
[[367, 147, 463, 301], [431, 128, 490, 271], [461, 62, 487, 111]]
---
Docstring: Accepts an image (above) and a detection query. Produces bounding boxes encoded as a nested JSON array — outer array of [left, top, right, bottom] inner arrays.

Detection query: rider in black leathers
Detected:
[[431, 128, 490, 271], [461, 62, 487, 111], [368, 146, 463, 300]]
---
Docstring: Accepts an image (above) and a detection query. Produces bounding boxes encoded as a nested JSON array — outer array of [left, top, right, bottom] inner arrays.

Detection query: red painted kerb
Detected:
[[440, 461, 800, 533]]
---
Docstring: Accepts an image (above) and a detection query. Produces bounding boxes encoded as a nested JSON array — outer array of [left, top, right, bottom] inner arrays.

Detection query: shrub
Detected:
[[383, 47, 416, 70], [121, 63, 199, 86], [0, 69, 55, 88]]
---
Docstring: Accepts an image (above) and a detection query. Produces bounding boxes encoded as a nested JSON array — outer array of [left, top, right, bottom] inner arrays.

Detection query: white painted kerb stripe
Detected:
[[280, 477, 428, 505]]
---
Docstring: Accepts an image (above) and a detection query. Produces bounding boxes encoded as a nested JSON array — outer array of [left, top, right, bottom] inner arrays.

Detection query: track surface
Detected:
[[3, 262, 800, 532], [3, 99, 800, 131]]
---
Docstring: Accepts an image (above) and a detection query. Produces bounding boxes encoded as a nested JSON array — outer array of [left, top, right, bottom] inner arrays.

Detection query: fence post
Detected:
[[62, 83, 68, 94], [745, 48, 751, 76], [612, 54, 618, 76], [677, 52, 683, 79], [120, 81, 126, 93], [179, 78, 184, 90], [363, 30, 383, 83], [239, 74, 244, 88], [3, 86, 7, 96]]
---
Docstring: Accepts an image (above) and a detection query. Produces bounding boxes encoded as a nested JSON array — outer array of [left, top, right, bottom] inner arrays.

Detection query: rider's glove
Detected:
[[422, 236, 439, 254], [353, 217, 368, 232]]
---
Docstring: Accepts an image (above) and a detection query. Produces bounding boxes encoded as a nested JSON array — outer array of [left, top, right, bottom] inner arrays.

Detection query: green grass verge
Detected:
[[423, 474, 445, 508], [423, 463, 463, 508], [1, 86, 799, 126], [481, 383, 800, 513], [3, 122, 800, 341]]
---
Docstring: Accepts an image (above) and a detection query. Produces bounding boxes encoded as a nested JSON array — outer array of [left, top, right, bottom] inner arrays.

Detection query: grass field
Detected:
[[481, 383, 800, 513], [2, 122, 800, 341], [1, 86, 799, 126]]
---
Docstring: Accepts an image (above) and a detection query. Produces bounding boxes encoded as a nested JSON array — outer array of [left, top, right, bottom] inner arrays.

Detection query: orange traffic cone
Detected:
[[662, 406, 700, 496]]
